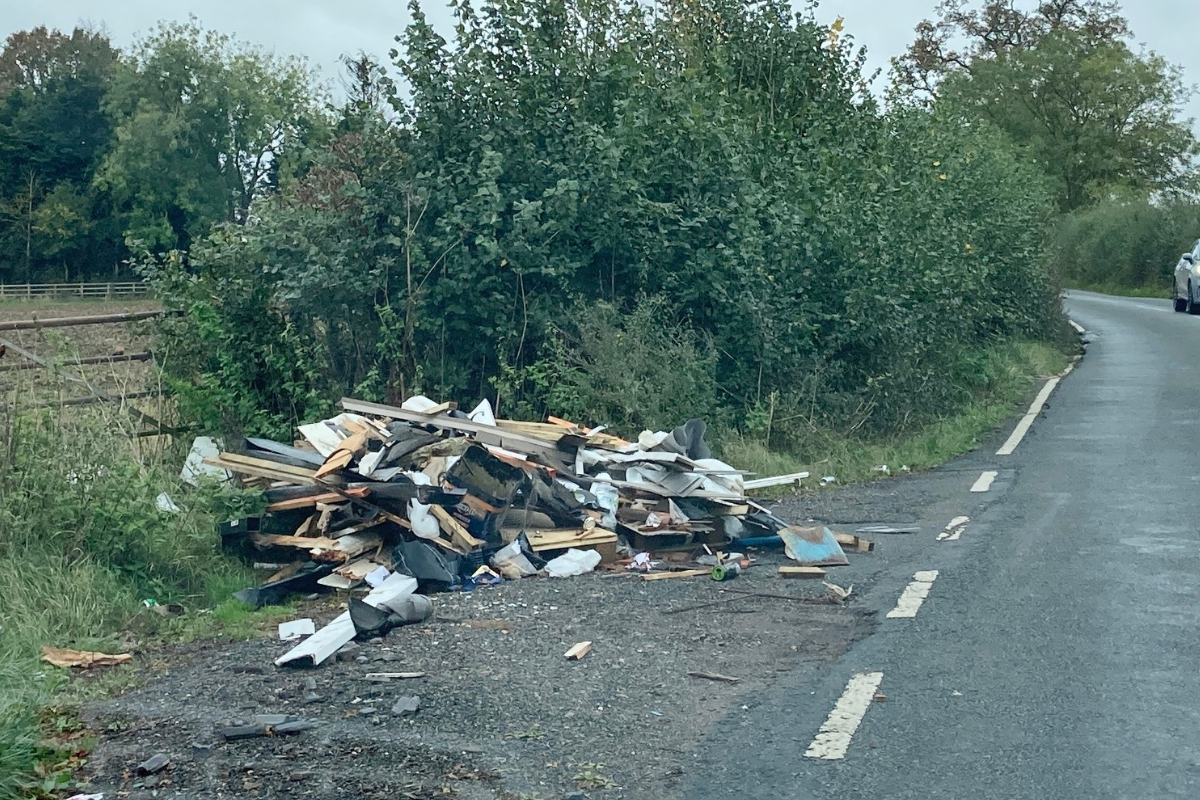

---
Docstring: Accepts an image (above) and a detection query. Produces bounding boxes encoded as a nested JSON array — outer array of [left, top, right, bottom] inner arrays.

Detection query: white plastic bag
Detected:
[[408, 500, 440, 540], [592, 476, 619, 530], [545, 548, 602, 578]]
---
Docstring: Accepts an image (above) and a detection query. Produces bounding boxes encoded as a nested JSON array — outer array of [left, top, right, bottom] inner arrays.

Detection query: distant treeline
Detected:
[[0, 23, 321, 282], [1049, 200, 1200, 290], [3, 0, 1194, 442]]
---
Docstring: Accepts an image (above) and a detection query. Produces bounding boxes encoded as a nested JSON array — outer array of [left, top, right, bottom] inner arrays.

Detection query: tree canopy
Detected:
[[895, 0, 1198, 211], [145, 0, 1062, 442], [97, 21, 326, 251], [0, 27, 120, 281], [0, 21, 325, 282]]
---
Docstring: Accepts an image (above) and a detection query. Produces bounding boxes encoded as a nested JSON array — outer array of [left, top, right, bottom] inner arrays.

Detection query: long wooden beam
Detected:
[[0, 310, 166, 331], [0, 351, 153, 373]]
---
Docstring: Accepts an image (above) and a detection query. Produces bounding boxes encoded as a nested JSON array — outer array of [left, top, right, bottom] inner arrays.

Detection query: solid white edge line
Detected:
[[970, 470, 998, 493], [996, 376, 1060, 455], [804, 672, 885, 760], [887, 570, 939, 618]]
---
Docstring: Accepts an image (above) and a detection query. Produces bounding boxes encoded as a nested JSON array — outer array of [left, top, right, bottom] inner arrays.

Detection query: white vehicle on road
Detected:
[[1173, 239, 1200, 313]]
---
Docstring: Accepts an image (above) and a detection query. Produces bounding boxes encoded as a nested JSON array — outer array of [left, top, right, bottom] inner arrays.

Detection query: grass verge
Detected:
[[1066, 282, 1166, 299], [718, 340, 1072, 489], [0, 385, 275, 799]]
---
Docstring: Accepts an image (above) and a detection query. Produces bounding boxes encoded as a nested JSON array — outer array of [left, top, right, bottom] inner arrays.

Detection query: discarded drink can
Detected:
[[710, 562, 741, 581]]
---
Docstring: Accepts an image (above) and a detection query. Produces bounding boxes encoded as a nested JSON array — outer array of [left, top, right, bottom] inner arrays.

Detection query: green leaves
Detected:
[[899, 2, 1198, 212], [149, 0, 1060, 442], [97, 20, 327, 250]]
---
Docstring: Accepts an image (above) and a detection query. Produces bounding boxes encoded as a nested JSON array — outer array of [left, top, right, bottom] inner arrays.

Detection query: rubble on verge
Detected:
[[196, 395, 855, 666]]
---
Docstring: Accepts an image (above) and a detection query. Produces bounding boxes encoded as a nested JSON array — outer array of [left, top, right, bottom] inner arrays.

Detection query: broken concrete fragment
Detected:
[[135, 753, 171, 775], [391, 695, 420, 715], [219, 724, 269, 741], [252, 714, 296, 726]]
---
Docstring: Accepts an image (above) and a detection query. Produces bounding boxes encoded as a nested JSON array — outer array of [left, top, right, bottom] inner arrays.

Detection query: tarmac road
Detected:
[[687, 291, 1200, 799]]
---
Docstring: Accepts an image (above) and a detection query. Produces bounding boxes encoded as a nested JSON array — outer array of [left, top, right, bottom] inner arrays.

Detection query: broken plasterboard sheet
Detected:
[[297, 413, 375, 458], [278, 618, 316, 641], [181, 436, 230, 487], [275, 573, 418, 667]]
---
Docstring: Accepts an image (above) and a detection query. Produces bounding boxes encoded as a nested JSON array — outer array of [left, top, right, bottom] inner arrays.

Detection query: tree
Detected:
[[895, 1, 1197, 210], [97, 20, 326, 251], [147, 0, 1062, 442], [0, 26, 121, 281]]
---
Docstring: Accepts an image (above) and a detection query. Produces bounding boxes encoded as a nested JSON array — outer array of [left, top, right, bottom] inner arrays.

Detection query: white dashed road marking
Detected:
[[804, 672, 885, 760], [970, 470, 997, 492], [887, 570, 939, 618], [1068, 319, 1085, 334], [937, 516, 969, 541]]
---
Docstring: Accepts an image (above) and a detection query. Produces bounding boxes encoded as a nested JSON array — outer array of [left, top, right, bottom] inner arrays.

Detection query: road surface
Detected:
[[688, 291, 1200, 799]]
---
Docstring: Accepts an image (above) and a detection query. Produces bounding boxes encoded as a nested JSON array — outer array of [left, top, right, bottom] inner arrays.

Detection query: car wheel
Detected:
[[1175, 284, 1188, 312], [1188, 283, 1200, 315]]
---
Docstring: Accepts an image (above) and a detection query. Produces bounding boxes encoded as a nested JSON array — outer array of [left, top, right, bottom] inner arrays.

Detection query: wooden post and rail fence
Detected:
[[0, 281, 151, 300]]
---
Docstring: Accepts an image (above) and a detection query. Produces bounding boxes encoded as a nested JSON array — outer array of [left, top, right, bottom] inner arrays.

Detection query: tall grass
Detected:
[[718, 340, 1071, 486], [0, 384, 256, 797]]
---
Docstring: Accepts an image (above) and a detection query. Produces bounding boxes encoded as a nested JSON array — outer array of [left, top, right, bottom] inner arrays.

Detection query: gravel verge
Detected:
[[77, 546, 873, 800]]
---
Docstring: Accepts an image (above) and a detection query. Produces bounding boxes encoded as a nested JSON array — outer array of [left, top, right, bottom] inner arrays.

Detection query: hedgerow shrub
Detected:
[[147, 0, 1063, 440]]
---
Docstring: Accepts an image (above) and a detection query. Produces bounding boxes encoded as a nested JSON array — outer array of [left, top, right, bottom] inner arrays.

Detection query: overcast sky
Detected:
[[1, 0, 1196, 128]]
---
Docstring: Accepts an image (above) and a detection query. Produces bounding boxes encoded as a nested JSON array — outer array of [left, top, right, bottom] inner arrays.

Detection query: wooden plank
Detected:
[[265, 488, 370, 512], [333, 558, 384, 580], [495, 419, 568, 442], [518, 527, 619, 552], [418, 400, 457, 416], [313, 449, 353, 479], [266, 562, 305, 583], [564, 641, 592, 660], [206, 456, 319, 486], [218, 452, 323, 481], [641, 568, 711, 582], [0, 309, 165, 331], [778, 566, 827, 579], [253, 533, 340, 550], [834, 533, 874, 552], [313, 430, 367, 478], [339, 397, 572, 466], [430, 505, 485, 551], [310, 532, 382, 563]]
